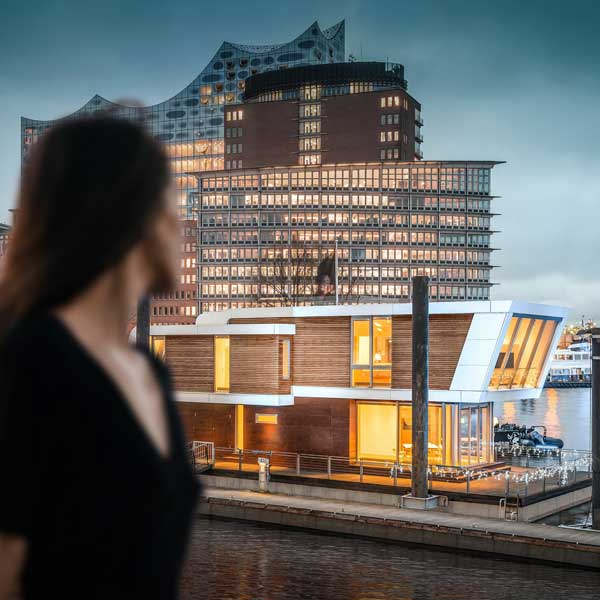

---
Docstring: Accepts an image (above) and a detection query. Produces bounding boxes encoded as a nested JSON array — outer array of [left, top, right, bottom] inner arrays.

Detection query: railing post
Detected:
[[505, 472, 510, 497], [466, 471, 470, 495], [524, 474, 529, 497], [296, 453, 301, 476], [542, 473, 546, 495], [327, 456, 332, 480], [360, 460, 364, 483], [393, 464, 397, 487]]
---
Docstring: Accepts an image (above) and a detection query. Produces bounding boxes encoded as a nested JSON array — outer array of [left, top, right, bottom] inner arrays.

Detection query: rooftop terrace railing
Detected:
[[200, 445, 592, 502]]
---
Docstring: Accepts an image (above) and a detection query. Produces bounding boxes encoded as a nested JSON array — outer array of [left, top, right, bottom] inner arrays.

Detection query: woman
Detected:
[[0, 116, 199, 599]]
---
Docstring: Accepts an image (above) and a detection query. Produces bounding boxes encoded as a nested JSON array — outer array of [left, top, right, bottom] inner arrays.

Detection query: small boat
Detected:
[[494, 423, 564, 449]]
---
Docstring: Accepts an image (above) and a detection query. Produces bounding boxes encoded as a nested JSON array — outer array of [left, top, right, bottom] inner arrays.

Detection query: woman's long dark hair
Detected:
[[0, 115, 171, 333]]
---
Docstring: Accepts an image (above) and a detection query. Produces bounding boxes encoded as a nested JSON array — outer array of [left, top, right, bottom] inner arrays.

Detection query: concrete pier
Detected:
[[198, 485, 600, 569]]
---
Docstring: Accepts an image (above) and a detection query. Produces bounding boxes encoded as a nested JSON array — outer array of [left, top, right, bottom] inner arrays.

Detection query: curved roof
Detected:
[[21, 20, 345, 128]]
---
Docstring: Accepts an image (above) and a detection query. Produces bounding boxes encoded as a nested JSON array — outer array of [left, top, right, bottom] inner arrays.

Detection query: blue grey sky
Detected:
[[0, 0, 598, 319]]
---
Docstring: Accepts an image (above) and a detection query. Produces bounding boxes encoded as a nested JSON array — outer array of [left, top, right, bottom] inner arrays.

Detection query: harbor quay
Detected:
[[197, 487, 600, 569]]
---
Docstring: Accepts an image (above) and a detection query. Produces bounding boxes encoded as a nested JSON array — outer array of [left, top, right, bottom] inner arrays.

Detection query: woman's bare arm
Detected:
[[0, 534, 26, 600]]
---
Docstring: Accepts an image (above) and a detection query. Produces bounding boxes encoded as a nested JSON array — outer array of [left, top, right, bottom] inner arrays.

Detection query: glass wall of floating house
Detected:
[[355, 401, 493, 466]]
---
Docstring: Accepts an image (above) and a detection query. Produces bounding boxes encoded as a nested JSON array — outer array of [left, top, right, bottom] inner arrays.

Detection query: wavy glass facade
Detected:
[[20, 21, 345, 221], [196, 161, 498, 311], [20, 21, 344, 324]]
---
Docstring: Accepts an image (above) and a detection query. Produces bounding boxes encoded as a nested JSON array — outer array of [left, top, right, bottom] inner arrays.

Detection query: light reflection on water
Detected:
[[181, 518, 600, 599], [494, 388, 592, 450], [181, 389, 597, 599]]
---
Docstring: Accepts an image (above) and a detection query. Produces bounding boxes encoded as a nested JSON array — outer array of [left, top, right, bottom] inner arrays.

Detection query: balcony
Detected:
[[415, 111, 424, 126]]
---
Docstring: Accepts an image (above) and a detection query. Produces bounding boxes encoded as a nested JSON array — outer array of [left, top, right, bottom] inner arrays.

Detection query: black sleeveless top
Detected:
[[0, 314, 200, 599]]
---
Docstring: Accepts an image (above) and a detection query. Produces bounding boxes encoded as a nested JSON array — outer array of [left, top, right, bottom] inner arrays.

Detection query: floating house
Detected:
[[148, 301, 567, 467]]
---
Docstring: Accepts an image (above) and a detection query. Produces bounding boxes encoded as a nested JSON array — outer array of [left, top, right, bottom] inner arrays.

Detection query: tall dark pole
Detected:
[[592, 330, 600, 530], [136, 295, 151, 351], [412, 276, 429, 499]]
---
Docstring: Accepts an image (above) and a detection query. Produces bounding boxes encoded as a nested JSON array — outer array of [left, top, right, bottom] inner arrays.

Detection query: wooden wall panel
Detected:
[[429, 314, 473, 389], [392, 314, 473, 390], [176, 402, 234, 447], [165, 336, 213, 392], [292, 317, 351, 387], [392, 316, 412, 389], [230, 335, 279, 394], [230, 316, 351, 388], [243, 397, 350, 456]]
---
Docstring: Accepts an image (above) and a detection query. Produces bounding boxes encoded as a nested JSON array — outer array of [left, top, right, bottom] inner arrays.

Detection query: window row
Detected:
[[200, 168, 492, 194]]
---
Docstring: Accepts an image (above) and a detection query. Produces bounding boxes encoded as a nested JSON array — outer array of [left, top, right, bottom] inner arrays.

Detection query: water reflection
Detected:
[[494, 388, 592, 450], [181, 518, 600, 599]]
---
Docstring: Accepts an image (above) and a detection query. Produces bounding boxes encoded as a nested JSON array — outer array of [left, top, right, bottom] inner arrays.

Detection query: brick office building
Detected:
[[223, 62, 423, 170]]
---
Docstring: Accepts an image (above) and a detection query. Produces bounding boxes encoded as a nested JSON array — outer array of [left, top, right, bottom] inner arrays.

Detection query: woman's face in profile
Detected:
[[144, 184, 181, 294]]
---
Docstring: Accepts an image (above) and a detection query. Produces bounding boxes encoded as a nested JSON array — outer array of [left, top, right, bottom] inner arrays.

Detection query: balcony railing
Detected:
[[202, 444, 592, 501]]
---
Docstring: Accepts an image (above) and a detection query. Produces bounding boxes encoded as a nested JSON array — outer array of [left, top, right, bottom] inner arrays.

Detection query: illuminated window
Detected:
[[357, 402, 445, 463], [214, 336, 230, 392], [255, 414, 278, 424], [489, 316, 559, 390], [351, 317, 392, 388], [281, 339, 291, 380], [149, 336, 165, 361]]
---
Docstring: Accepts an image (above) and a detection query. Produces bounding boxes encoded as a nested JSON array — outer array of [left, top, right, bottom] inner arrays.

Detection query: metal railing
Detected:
[[189, 441, 215, 472], [204, 445, 592, 500]]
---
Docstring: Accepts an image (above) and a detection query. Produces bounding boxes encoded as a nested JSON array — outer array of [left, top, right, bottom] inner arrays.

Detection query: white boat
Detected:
[[546, 342, 591, 386]]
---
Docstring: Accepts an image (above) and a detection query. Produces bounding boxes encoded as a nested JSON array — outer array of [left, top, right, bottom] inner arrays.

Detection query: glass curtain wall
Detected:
[[489, 315, 558, 390], [356, 401, 492, 466]]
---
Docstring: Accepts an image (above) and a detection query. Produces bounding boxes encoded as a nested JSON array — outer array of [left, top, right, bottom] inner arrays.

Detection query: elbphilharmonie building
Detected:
[[21, 21, 345, 220]]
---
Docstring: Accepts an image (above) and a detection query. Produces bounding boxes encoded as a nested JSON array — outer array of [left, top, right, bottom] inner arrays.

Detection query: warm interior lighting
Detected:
[[357, 402, 444, 464], [214, 336, 230, 392], [149, 336, 165, 361], [255, 414, 278, 425], [235, 405, 244, 449], [281, 339, 291, 380], [489, 316, 558, 390], [357, 403, 396, 461], [352, 317, 392, 388]]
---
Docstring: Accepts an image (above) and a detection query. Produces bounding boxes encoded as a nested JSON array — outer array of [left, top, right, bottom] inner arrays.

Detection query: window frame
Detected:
[[351, 316, 392, 388]]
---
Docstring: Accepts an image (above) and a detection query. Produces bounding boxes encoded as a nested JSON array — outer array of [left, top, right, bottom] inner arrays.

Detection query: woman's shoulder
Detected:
[[0, 313, 63, 365]]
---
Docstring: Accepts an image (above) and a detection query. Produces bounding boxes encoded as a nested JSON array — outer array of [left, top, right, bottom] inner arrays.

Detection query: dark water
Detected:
[[181, 389, 598, 599], [181, 518, 600, 599], [494, 388, 592, 450]]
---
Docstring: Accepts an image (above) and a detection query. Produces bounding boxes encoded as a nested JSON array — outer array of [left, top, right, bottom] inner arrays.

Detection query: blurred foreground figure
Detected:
[[0, 116, 199, 599]]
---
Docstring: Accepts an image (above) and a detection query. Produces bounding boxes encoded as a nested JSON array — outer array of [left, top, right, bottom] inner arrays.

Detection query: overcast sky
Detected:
[[0, 0, 598, 320]]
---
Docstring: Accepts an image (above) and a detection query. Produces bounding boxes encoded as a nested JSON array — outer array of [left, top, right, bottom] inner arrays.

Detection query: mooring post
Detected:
[[412, 276, 429, 499], [136, 295, 151, 351], [592, 330, 600, 530]]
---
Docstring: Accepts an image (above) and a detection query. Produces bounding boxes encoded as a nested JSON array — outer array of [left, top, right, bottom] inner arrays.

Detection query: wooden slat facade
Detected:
[[230, 316, 351, 387], [392, 314, 473, 390], [230, 335, 279, 394], [165, 335, 214, 392], [166, 314, 472, 394]]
